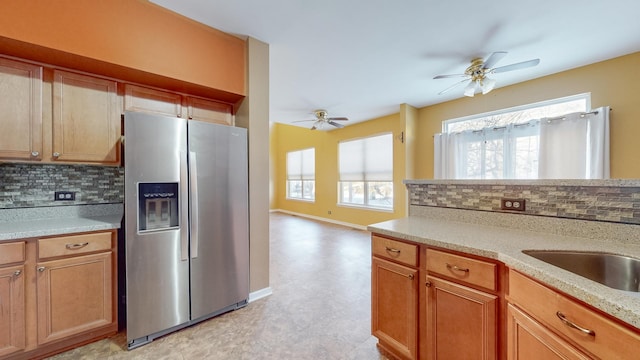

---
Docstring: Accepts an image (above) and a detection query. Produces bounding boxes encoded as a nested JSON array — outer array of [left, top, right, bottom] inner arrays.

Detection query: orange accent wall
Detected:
[[0, 0, 245, 103]]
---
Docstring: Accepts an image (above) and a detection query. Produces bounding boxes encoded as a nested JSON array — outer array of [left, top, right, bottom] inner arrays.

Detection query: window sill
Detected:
[[286, 197, 315, 203], [337, 203, 394, 213]]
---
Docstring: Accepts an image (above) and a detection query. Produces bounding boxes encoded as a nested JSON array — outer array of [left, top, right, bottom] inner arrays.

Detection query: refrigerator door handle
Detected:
[[179, 150, 189, 261], [189, 151, 199, 259]]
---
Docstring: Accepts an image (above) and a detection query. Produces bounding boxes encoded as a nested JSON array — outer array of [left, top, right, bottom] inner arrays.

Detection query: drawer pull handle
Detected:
[[446, 263, 470, 273], [556, 312, 595, 336], [385, 247, 401, 254], [13, 270, 22, 277], [65, 242, 89, 250]]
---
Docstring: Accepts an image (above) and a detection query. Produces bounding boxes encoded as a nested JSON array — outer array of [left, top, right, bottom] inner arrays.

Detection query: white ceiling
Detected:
[[151, 0, 640, 128]]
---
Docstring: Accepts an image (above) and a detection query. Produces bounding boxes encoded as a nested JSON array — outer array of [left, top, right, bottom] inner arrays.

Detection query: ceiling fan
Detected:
[[293, 109, 349, 130], [434, 52, 540, 97]]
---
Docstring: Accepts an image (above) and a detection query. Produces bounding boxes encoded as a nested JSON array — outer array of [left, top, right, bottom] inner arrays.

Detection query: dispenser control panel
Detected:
[[138, 182, 179, 232]]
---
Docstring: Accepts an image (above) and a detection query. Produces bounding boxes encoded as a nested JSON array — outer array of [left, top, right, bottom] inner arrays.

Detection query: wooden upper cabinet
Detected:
[[0, 57, 43, 161], [123, 84, 234, 125], [124, 84, 182, 118], [187, 96, 233, 125], [52, 70, 120, 164]]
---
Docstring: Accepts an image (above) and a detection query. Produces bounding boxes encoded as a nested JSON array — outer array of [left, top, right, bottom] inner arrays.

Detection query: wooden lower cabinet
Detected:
[[0, 231, 117, 360], [507, 304, 590, 360], [425, 275, 498, 360], [372, 257, 419, 360], [36, 252, 113, 345], [0, 265, 26, 357], [507, 270, 640, 360]]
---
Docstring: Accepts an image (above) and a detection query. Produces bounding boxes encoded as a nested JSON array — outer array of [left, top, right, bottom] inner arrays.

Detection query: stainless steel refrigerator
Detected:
[[124, 111, 249, 349]]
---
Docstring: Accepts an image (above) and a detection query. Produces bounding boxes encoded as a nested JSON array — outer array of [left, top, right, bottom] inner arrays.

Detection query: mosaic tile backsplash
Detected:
[[0, 163, 124, 208], [406, 181, 640, 225]]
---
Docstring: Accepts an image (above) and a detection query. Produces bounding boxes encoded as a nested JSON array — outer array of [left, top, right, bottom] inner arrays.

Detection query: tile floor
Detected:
[[48, 212, 388, 359]]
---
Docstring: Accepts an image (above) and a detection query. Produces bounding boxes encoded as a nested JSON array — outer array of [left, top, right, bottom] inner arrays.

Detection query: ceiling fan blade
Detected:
[[327, 120, 345, 128], [327, 117, 349, 121], [482, 51, 508, 69], [437, 78, 470, 95], [292, 119, 315, 123], [434, 73, 467, 79], [492, 59, 540, 74]]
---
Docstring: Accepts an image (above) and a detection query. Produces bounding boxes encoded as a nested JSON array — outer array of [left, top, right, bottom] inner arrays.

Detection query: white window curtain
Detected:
[[538, 107, 610, 179], [434, 106, 609, 179]]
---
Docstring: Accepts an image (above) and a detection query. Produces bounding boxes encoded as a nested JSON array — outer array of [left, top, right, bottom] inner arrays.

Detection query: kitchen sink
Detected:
[[522, 250, 640, 292]]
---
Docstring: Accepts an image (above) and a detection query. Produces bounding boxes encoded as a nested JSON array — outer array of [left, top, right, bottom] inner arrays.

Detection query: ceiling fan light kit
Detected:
[[435, 51, 539, 97], [293, 109, 349, 130]]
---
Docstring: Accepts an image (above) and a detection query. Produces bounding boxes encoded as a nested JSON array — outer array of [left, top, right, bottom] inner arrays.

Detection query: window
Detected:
[[338, 133, 393, 209], [435, 94, 610, 180], [287, 148, 315, 201]]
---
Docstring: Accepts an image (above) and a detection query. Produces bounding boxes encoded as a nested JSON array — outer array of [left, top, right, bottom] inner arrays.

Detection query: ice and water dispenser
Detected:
[[138, 182, 179, 231]]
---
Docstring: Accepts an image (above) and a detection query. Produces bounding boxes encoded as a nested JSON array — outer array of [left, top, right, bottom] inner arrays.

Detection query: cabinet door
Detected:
[[425, 275, 498, 360], [187, 96, 233, 125], [124, 84, 183, 117], [372, 257, 418, 360], [0, 265, 26, 357], [0, 58, 43, 161], [36, 252, 113, 345], [507, 304, 590, 360], [52, 70, 120, 164]]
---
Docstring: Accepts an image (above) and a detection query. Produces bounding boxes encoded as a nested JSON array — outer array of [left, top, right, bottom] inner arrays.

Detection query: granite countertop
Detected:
[[0, 204, 123, 241], [367, 213, 640, 330]]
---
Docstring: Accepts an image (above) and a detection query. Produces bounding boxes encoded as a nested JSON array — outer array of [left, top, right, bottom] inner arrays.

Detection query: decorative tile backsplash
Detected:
[[406, 180, 640, 225], [0, 163, 124, 208]]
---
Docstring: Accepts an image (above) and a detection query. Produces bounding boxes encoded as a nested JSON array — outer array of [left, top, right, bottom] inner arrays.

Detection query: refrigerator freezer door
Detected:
[[188, 121, 249, 320], [124, 112, 190, 344]]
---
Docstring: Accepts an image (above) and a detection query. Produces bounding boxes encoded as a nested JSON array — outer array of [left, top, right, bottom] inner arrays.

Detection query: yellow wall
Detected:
[[272, 112, 407, 227], [416, 51, 640, 179]]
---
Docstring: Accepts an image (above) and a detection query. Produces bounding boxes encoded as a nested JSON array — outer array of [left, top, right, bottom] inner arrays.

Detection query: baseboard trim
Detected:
[[249, 287, 273, 302], [272, 209, 368, 231]]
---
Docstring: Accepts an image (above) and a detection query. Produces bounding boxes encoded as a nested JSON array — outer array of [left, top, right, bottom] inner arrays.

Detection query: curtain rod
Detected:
[[545, 108, 609, 122], [472, 108, 612, 133], [435, 108, 612, 137]]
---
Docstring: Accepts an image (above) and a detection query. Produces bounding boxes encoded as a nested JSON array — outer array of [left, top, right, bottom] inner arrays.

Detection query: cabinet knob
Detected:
[[407, 274, 414, 280], [425, 281, 432, 287], [31, 151, 40, 157], [37, 266, 46, 272], [13, 270, 22, 277], [52, 152, 60, 158]]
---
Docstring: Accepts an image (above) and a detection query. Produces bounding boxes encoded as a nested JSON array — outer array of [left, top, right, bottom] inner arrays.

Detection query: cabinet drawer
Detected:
[[0, 241, 25, 265], [39, 232, 112, 260], [372, 235, 418, 267], [508, 270, 640, 360], [426, 249, 497, 291]]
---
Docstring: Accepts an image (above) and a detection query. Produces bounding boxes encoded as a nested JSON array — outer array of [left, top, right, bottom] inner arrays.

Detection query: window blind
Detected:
[[287, 148, 315, 180], [339, 133, 392, 181]]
